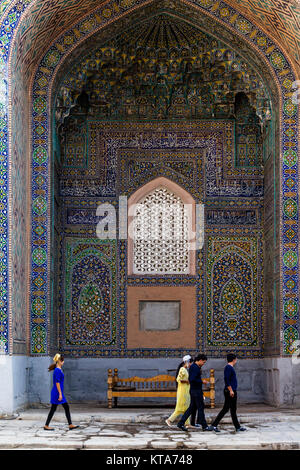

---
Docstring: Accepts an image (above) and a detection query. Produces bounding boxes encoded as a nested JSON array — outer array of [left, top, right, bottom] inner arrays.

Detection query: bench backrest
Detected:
[[114, 374, 176, 390], [108, 368, 215, 392]]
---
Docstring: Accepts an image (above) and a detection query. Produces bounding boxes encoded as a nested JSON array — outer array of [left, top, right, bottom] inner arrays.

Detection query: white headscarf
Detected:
[[182, 354, 191, 364]]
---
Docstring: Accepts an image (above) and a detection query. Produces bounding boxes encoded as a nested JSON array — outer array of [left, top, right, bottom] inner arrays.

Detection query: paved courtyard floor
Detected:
[[0, 404, 299, 450]]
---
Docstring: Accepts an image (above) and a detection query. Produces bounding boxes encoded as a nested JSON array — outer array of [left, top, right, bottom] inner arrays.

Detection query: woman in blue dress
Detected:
[[44, 353, 79, 430]]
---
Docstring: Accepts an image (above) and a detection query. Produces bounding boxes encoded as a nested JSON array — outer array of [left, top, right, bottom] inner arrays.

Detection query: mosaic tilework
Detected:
[[61, 238, 117, 351], [226, 0, 300, 67], [235, 93, 263, 169], [206, 236, 261, 350], [0, 1, 14, 17], [5, 0, 300, 87], [30, 0, 298, 355], [60, 118, 264, 196], [56, 17, 270, 131], [56, 121, 264, 357], [0, 0, 298, 355], [0, 0, 28, 353]]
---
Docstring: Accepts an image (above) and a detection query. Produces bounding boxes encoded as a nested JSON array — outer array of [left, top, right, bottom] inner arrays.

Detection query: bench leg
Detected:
[[114, 397, 118, 408], [108, 397, 113, 409]]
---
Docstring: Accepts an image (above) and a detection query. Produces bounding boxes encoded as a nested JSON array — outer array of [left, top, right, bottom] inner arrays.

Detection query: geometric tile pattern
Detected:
[[206, 236, 262, 352], [55, 16, 270, 130], [60, 238, 117, 353], [6, 0, 300, 83], [227, 0, 300, 68], [132, 188, 190, 275], [56, 121, 264, 358], [32, 0, 298, 356], [0, 0, 298, 356]]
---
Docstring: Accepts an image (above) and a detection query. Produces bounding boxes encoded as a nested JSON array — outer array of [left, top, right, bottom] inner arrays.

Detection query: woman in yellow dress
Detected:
[[165, 355, 193, 428]]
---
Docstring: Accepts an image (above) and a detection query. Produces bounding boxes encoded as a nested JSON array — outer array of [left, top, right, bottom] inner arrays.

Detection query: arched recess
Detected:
[[127, 177, 197, 276], [3, 0, 298, 358], [27, 0, 298, 356]]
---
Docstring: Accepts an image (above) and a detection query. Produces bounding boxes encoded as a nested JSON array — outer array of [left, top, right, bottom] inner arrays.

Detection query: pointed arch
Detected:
[[0, 0, 297, 356]]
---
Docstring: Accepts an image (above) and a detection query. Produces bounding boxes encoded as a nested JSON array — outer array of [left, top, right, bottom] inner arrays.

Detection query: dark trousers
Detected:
[[178, 391, 207, 429], [190, 410, 197, 426], [212, 389, 240, 430], [45, 402, 72, 426]]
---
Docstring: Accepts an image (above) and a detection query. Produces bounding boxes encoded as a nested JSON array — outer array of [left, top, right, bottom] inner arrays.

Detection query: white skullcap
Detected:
[[183, 354, 191, 363]]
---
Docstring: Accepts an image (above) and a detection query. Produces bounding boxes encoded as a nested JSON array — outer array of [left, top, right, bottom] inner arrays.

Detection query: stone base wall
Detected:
[[0, 356, 51, 415], [53, 358, 300, 408], [1, 357, 299, 414], [262, 358, 300, 407]]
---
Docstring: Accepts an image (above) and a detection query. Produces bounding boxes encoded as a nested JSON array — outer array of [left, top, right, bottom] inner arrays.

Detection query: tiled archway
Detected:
[[0, 0, 298, 357]]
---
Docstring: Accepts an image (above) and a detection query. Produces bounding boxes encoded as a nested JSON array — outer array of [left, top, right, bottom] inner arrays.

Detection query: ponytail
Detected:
[[48, 353, 64, 372]]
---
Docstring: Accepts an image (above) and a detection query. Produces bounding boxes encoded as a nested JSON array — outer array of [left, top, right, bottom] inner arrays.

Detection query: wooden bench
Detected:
[[107, 368, 215, 409]]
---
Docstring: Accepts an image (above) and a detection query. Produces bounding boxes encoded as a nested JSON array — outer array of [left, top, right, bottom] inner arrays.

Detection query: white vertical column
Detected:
[[196, 203, 205, 250]]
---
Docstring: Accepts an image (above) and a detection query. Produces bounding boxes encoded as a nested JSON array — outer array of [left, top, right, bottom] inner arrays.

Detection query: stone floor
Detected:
[[0, 404, 300, 450]]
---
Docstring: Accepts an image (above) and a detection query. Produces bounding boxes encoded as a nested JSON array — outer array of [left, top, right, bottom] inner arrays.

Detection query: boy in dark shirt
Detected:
[[211, 353, 246, 433], [177, 354, 213, 432]]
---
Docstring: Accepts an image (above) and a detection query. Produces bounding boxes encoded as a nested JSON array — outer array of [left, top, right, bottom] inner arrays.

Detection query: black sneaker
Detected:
[[236, 427, 247, 432], [177, 423, 188, 432], [213, 426, 221, 433]]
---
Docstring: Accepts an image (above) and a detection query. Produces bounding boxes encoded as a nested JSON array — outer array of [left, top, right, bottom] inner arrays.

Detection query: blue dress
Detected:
[[50, 367, 67, 404]]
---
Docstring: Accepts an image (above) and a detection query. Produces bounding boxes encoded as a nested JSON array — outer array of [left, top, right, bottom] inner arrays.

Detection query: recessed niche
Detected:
[[139, 300, 180, 331]]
